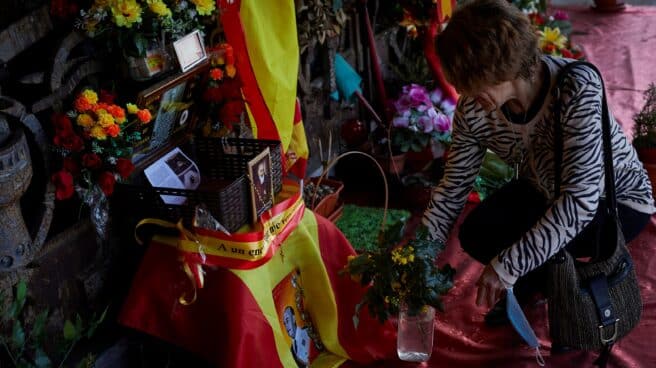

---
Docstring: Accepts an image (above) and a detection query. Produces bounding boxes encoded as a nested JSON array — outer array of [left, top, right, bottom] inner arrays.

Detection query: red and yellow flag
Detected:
[[220, 0, 308, 178]]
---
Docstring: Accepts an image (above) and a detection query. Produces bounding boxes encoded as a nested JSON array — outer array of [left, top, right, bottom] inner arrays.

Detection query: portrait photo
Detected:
[[247, 147, 274, 223]]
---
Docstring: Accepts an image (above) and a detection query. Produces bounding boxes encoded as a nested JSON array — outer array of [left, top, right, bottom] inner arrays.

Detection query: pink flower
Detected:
[[553, 10, 569, 21], [433, 112, 451, 133], [393, 116, 410, 128], [440, 98, 456, 115], [394, 96, 412, 113], [408, 85, 431, 107], [417, 116, 434, 133], [430, 89, 443, 105]]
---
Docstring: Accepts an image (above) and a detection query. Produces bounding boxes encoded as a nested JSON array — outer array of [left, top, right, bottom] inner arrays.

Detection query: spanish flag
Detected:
[[220, 0, 308, 178], [119, 186, 397, 366]]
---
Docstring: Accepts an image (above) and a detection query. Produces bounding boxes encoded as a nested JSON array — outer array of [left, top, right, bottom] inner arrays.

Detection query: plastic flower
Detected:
[[76, 113, 94, 128], [81, 89, 99, 105], [137, 109, 152, 123], [190, 0, 215, 16], [97, 110, 115, 128], [126, 103, 139, 114], [209, 68, 224, 81], [105, 124, 120, 137], [553, 10, 569, 21], [90, 125, 108, 140], [147, 0, 171, 17], [110, 0, 143, 28], [106, 105, 126, 123], [539, 27, 567, 50]]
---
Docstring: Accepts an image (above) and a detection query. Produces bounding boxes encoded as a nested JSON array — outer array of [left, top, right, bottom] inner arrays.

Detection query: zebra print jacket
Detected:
[[422, 55, 655, 287]]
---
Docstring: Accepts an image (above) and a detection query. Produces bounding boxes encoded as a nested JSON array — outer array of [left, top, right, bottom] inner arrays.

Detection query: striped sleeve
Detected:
[[422, 97, 486, 242], [492, 65, 604, 285]]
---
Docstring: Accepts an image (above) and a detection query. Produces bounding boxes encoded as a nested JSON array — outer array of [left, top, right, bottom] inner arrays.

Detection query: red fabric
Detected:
[[119, 242, 284, 367], [562, 5, 656, 139]]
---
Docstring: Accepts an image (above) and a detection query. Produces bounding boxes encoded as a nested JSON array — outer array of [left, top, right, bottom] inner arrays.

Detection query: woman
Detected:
[[422, 0, 654, 326]]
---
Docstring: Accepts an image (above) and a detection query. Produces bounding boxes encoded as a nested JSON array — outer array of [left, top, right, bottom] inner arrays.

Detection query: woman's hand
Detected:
[[475, 264, 505, 308]]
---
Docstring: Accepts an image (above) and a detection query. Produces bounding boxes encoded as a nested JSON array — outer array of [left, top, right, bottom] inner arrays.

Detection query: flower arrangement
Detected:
[[390, 84, 455, 154], [531, 11, 584, 59], [200, 42, 247, 137], [77, 0, 217, 57], [50, 88, 152, 200], [341, 224, 455, 322]]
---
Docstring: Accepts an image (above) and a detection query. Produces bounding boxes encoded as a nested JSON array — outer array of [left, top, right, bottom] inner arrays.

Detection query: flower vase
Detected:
[[77, 186, 109, 243], [397, 304, 435, 362], [124, 39, 172, 81]]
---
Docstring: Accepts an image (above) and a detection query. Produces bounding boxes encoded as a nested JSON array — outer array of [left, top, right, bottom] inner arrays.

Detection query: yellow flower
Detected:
[[190, 0, 216, 16], [97, 110, 115, 128], [147, 0, 171, 17], [126, 103, 139, 114], [90, 125, 107, 140], [81, 89, 99, 105], [408, 254, 415, 263], [110, 0, 143, 28], [539, 27, 567, 50], [76, 113, 94, 128]]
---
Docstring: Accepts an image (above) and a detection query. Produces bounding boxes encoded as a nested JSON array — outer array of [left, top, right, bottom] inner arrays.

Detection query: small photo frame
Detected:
[[173, 30, 208, 72], [247, 147, 274, 223]]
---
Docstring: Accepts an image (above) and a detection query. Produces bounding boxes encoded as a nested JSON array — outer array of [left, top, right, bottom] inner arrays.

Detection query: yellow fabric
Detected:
[[240, 0, 299, 151], [440, 0, 454, 21], [230, 212, 350, 367]]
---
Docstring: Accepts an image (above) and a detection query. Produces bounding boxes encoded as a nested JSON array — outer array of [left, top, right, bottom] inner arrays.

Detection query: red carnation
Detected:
[[52, 113, 73, 135], [115, 158, 135, 179], [62, 157, 80, 176], [99, 89, 116, 104], [54, 132, 84, 152], [51, 170, 75, 200], [97, 171, 116, 196], [82, 153, 102, 170]]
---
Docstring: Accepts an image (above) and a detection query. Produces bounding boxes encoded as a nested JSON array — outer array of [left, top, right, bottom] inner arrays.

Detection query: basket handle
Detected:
[[310, 151, 389, 235]]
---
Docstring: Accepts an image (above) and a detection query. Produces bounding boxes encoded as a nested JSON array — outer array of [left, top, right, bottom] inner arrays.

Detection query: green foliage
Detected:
[[0, 281, 108, 368], [633, 83, 656, 149], [335, 205, 411, 252], [341, 222, 455, 324], [473, 150, 514, 201]]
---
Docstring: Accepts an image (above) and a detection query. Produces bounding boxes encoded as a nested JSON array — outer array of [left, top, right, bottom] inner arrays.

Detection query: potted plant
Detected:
[[341, 224, 454, 362], [633, 83, 656, 196]]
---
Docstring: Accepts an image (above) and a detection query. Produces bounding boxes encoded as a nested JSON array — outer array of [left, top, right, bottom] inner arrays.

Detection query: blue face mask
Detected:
[[506, 288, 545, 366]]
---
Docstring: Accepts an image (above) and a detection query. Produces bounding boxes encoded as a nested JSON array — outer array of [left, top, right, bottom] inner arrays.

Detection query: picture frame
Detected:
[[132, 60, 209, 169], [173, 30, 208, 73], [247, 147, 274, 223]]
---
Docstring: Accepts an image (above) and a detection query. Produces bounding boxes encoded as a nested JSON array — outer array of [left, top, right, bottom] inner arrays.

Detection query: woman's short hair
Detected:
[[436, 0, 541, 95]]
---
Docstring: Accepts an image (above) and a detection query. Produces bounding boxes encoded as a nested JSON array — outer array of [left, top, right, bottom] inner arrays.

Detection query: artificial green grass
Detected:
[[335, 205, 411, 252]]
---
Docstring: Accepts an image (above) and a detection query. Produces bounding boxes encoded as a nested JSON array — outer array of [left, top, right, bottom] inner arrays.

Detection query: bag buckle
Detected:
[[599, 318, 620, 345]]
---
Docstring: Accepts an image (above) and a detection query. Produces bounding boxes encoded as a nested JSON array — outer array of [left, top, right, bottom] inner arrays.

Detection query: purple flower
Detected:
[[408, 86, 431, 107], [553, 10, 569, 21], [394, 95, 412, 113], [393, 116, 410, 128], [440, 98, 456, 115], [417, 116, 434, 133], [430, 88, 443, 105], [433, 112, 451, 133]]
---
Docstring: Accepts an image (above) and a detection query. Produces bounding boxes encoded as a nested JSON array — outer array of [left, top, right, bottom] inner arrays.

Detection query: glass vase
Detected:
[[397, 304, 435, 362]]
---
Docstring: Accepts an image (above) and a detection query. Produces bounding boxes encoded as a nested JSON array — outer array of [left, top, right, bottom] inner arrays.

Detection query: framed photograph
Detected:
[[132, 60, 209, 169], [173, 30, 208, 73], [247, 147, 274, 223]]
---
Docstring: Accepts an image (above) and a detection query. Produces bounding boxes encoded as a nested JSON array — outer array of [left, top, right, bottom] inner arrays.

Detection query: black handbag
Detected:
[[547, 61, 642, 365]]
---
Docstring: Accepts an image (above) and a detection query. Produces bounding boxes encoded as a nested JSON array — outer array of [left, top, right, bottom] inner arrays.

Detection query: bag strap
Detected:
[[553, 61, 618, 218]]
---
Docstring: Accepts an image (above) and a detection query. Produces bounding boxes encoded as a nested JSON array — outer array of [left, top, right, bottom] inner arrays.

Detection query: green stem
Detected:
[[0, 336, 18, 367], [58, 339, 78, 368]]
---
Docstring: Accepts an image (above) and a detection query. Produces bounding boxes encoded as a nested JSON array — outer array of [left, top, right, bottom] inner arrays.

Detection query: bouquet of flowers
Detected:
[[200, 42, 247, 137], [77, 0, 217, 57], [50, 88, 152, 201], [341, 224, 455, 322], [531, 10, 584, 59], [390, 84, 455, 154]]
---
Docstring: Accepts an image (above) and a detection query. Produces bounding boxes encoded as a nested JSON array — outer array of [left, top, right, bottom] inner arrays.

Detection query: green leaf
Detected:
[[32, 310, 49, 344], [34, 348, 52, 368], [16, 281, 27, 304], [12, 321, 25, 348], [63, 320, 76, 341]]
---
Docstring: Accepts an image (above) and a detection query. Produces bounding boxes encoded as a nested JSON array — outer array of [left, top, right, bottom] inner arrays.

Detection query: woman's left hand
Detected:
[[475, 264, 505, 308]]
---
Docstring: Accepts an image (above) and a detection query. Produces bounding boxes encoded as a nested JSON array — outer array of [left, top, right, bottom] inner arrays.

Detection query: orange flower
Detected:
[[225, 64, 237, 78], [107, 105, 126, 123], [74, 96, 93, 112], [105, 124, 120, 137], [137, 109, 152, 123], [543, 43, 556, 54], [209, 68, 224, 81]]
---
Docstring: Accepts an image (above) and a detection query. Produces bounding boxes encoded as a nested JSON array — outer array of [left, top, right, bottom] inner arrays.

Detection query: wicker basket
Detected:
[[113, 138, 282, 233], [307, 177, 344, 219]]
